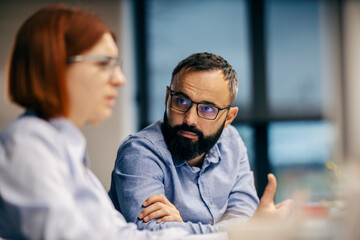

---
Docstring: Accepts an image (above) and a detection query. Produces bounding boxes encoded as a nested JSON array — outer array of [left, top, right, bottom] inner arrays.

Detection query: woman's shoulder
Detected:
[[0, 115, 60, 146]]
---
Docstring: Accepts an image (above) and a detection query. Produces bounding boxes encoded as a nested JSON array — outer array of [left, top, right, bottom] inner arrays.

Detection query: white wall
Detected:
[[0, 0, 137, 190]]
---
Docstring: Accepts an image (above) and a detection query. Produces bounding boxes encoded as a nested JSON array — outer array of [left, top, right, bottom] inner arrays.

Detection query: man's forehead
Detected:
[[172, 69, 230, 105], [173, 68, 226, 84]]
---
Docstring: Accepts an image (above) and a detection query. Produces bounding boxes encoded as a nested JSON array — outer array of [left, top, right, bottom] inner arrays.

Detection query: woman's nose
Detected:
[[111, 66, 126, 87]]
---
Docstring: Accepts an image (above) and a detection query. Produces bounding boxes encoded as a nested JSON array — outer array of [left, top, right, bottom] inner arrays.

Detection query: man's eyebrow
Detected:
[[201, 101, 217, 106], [175, 91, 218, 107]]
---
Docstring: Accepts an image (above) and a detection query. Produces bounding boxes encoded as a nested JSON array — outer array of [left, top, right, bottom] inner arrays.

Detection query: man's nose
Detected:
[[183, 104, 198, 126]]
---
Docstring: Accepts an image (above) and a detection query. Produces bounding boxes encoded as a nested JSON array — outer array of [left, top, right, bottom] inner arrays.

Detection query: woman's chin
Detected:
[[85, 111, 111, 125]]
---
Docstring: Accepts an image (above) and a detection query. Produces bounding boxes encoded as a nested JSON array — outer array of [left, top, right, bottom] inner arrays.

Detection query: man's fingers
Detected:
[[142, 194, 172, 207], [157, 215, 183, 223], [139, 194, 182, 223], [275, 199, 295, 218], [260, 173, 277, 204], [138, 202, 163, 219], [143, 209, 166, 222], [143, 207, 180, 223], [251, 174, 296, 222], [275, 199, 294, 209]]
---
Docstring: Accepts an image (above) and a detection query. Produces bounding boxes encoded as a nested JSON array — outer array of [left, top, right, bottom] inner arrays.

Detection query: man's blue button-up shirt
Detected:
[[109, 120, 259, 234]]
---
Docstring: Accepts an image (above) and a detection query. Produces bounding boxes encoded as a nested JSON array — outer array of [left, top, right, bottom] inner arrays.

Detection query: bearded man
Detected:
[[109, 52, 260, 234]]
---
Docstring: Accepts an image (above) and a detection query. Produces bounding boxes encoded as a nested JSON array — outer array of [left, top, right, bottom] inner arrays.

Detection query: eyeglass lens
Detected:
[[97, 58, 121, 76], [67, 55, 121, 77], [171, 94, 219, 119]]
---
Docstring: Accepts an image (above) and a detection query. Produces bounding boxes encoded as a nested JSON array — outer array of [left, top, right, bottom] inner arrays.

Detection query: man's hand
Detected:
[[138, 194, 183, 223], [251, 173, 294, 220]]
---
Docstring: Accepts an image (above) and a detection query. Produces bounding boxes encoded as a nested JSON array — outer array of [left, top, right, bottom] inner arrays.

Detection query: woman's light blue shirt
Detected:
[[0, 112, 193, 240]]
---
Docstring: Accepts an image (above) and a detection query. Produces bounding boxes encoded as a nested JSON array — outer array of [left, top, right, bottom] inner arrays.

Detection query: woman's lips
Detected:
[[107, 96, 116, 107]]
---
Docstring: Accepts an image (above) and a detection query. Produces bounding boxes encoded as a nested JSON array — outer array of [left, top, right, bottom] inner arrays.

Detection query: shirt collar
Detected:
[[205, 143, 221, 164], [201, 143, 221, 169], [50, 118, 88, 167]]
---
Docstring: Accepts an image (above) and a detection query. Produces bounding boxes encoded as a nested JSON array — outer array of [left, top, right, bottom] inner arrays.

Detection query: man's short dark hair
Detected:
[[171, 52, 238, 105]]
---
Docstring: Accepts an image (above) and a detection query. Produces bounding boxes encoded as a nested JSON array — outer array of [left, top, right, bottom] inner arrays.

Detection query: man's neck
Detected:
[[187, 153, 206, 168]]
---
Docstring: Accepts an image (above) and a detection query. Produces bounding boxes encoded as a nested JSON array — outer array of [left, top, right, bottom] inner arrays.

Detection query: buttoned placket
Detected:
[[196, 152, 220, 225]]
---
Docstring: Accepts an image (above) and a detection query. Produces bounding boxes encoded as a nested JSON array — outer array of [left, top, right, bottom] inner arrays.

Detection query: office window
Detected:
[[235, 125, 255, 169], [266, 0, 323, 119], [263, 0, 336, 200], [146, 0, 251, 123], [268, 121, 335, 202]]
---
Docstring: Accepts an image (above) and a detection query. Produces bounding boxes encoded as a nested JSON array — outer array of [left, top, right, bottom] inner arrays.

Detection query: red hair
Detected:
[[8, 4, 115, 119]]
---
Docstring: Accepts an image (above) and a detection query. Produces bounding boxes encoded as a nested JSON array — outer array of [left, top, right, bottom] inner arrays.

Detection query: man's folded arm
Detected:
[[110, 138, 222, 234]]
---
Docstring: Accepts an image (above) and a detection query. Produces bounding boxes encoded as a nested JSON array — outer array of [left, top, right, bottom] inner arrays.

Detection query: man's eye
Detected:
[[200, 105, 216, 113], [176, 97, 188, 105]]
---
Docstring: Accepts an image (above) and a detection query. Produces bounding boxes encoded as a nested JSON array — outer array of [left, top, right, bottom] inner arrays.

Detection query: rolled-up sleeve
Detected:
[[111, 137, 167, 224]]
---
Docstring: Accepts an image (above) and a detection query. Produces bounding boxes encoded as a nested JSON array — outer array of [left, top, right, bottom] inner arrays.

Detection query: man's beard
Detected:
[[162, 112, 225, 163]]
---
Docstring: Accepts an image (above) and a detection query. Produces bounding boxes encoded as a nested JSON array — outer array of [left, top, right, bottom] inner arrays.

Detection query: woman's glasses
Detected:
[[67, 55, 122, 77]]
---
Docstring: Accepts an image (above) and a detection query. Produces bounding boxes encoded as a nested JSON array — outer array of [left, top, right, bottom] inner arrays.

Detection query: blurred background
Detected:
[[1, 0, 360, 205]]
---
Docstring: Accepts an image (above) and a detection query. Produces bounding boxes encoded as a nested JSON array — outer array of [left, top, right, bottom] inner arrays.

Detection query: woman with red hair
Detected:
[[0, 4, 191, 240]]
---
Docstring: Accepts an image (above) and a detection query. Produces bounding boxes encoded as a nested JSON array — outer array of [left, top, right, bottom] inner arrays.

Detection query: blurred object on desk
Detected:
[[227, 190, 345, 239]]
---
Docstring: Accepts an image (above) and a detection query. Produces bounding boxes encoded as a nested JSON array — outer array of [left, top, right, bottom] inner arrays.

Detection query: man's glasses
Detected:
[[168, 87, 231, 120], [67, 55, 122, 77]]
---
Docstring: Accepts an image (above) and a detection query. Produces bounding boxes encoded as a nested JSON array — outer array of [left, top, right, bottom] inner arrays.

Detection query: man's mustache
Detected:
[[174, 124, 203, 137]]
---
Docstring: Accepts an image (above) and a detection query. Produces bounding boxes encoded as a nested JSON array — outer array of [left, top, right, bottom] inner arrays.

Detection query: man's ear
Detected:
[[224, 107, 238, 129], [165, 86, 170, 106]]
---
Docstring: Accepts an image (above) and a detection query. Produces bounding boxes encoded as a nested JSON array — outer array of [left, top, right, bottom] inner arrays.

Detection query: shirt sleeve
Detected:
[[0, 125, 191, 240], [213, 129, 259, 231], [110, 137, 238, 234]]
